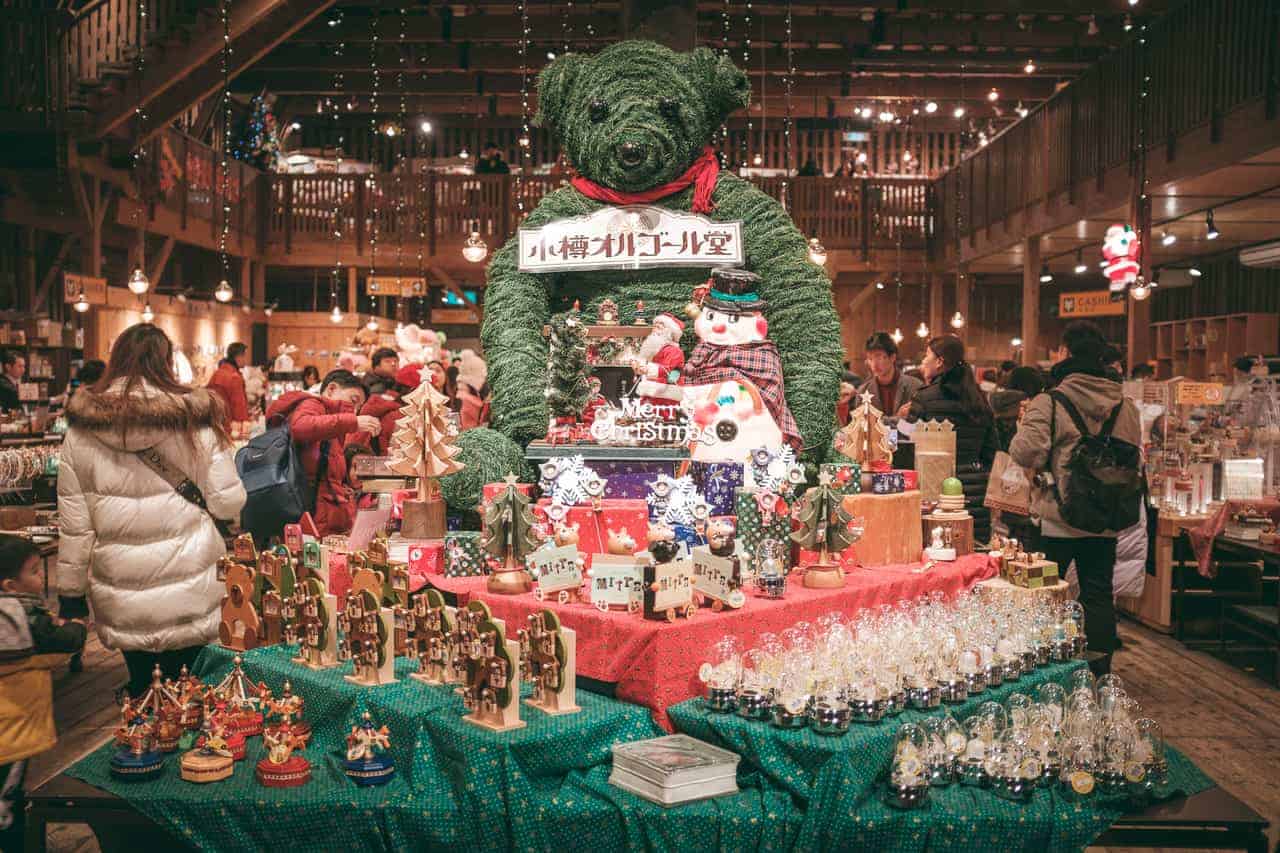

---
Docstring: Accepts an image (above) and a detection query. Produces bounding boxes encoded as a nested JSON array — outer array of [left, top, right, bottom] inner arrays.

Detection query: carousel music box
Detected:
[[255, 728, 311, 788], [110, 701, 165, 781], [180, 714, 235, 783], [344, 711, 396, 786]]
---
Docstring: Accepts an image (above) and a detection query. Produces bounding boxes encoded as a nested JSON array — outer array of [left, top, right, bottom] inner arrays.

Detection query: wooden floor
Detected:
[[32, 618, 1280, 853]]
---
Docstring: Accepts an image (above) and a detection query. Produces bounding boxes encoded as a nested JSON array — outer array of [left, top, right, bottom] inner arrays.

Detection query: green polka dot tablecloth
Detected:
[[67, 651, 1213, 852]]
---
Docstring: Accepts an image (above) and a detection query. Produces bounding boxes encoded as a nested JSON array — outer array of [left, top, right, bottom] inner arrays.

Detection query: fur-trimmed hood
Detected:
[[66, 379, 223, 451]]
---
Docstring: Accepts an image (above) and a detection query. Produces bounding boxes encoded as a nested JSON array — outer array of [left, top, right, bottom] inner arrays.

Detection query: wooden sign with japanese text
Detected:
[[366, 276, 426, 296], [63, 273, 107, 305], [1059, 290, 1126, 318], [519, 206, 743, 273], [1176, 381, 1225, 406]]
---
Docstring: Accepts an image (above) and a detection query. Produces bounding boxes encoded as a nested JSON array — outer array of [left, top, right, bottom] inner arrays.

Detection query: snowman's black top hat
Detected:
[[704, 268, 765, 314]]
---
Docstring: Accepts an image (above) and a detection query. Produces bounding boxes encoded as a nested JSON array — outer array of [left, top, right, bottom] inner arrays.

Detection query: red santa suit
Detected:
[[639, 313, 686, 414]]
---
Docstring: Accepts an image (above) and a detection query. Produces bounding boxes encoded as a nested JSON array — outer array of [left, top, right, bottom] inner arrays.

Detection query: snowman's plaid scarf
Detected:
[[685, 340, 802, 449]]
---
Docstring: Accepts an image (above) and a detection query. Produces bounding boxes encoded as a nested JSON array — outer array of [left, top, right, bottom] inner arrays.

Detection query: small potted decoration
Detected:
[[344, 711, 396, 786]]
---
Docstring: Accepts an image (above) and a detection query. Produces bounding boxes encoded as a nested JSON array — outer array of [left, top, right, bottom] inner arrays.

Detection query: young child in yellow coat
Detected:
[[0, 535, 87, 850]]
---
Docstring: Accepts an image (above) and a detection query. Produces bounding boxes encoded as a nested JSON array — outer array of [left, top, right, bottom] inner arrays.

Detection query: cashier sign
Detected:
[[518, 206, 743, 273]]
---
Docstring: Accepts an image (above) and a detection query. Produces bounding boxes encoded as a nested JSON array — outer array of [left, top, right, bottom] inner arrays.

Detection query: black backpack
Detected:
[[1047, 390, 1142, 534], [235, 416, 328, 543]]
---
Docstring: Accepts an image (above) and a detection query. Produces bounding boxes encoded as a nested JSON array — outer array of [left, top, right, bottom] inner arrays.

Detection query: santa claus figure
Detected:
[[683, 268, 801, 450], [639, 313, 686, 385], [1102, 224, 1141, 292]]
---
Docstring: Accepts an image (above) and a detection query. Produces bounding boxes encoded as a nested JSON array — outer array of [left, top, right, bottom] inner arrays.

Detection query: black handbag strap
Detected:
[[135, 446, 229, 537]]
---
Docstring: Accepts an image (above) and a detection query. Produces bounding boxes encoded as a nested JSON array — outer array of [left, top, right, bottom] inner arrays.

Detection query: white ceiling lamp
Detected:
[[1015, 101, 1028, 118], [875, 281, 885, 290], [419, 119, 433, 134], [1161, 230, 1176, 246], [1130, 277, 1151, 301], [330, 304, 343, 324], [127, 266, 150, 295], [950, 311, 965, 329], [890, 327, 904, 344], [1123, 13, 1133, 31], [73, 292, 90, 313], [1011, 336, 1023, 347], [1188, 265, 1202, 277], [1206, 209, 1220, 240], [856, 151, 868, 164], [366, 317, 379, 331], [215, 279, 234, 302], [264, 302, 277, 316], [1039, 264, 1054, 284], [141, 303, 155, 323], [924, 100, 938, 114], [952, 104, 966, 119], [463, 231, 489, 263], [916, 321, 930, 338], [1024, 58, 1037, 74], [1074, 249, 1088, 274], [987, 88, 999, 102]]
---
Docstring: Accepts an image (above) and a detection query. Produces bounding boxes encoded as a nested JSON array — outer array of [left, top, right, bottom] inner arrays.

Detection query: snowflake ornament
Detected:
[[538, 455, 599, 505]]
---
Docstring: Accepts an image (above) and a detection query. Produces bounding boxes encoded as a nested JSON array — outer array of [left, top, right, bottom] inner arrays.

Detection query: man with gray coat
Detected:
[[858, 332, 924, 420], [1009, 321, 1143, 675]]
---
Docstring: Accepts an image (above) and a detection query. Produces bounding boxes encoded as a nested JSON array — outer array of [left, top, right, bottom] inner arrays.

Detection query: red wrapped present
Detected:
[[324, 550, 351, 604], [407, 540, 444, 582], [899, 470, 919, 491], [533, 498, 649, 570], [482, 480, 537, 505]]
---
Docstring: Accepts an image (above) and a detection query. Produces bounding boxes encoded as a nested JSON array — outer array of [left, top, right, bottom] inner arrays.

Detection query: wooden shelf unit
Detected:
[[1152, 313, 1279, 381]]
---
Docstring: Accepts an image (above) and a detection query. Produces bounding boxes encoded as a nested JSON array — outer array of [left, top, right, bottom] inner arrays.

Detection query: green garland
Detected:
[[466, 41, 842, 489], [440, 428, 533, 517]]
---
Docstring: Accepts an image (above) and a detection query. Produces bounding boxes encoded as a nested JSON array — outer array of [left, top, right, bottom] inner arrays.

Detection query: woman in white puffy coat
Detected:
[[56, 324, 246, 695]]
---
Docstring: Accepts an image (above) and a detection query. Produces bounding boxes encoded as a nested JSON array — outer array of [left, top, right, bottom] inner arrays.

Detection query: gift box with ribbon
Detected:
[[533, 498, 649, 570], [690, 461, 744, 517], [444, 531, 491, 578], [819, 462, 862, 496], [734, 487, 793, 560], [407, 540, 445, 579]]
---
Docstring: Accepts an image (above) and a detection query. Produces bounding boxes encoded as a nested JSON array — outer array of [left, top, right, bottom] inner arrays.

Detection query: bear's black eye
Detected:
[[589, 100, 609, 123], [659, 98, 680, 121]]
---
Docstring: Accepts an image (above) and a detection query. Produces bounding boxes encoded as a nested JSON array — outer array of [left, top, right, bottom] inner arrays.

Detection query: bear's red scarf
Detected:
[[571, 146, 720, 214]]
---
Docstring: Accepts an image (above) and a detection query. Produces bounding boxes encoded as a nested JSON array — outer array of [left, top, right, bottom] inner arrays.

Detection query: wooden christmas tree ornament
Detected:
[[462, 618, 526, 732], [482, 474, 543, 594], [519, 610, 580, 716], [835, 391, 894, 467], [387, 381, 465, 539]]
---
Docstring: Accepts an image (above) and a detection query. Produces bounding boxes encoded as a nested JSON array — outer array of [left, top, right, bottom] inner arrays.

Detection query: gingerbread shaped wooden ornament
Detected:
[[461, 618, 526, 732], [518, 609, 579, 716], [338, 589, 397, 687], [408, 589, 458, 686], [289, 578, 339, 670], [219, 562, 262, 651]]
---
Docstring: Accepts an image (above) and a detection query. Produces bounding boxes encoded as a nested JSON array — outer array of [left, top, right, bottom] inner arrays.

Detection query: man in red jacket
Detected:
[[206, 342, 251, 432], [351, 363, 423, 455], [265, 370, 380, 536]]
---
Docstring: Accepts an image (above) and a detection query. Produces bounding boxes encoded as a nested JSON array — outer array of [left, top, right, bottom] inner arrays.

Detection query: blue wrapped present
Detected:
[[690, 461, 744, 517]]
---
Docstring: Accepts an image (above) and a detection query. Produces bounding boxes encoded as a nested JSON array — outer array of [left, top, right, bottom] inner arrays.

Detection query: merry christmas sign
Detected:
[[518, 206, 743, 273]]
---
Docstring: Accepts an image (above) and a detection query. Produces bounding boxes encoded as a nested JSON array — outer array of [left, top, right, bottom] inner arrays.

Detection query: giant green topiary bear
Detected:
[[453, 41, 842, 509]]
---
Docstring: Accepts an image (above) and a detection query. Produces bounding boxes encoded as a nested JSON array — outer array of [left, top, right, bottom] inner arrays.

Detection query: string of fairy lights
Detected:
[[127, 0, 153, 320], [387, 4, 410, 330], [329, 17, 347, 322], [215, 0, 233, 308], [515, 0, 532, 221]]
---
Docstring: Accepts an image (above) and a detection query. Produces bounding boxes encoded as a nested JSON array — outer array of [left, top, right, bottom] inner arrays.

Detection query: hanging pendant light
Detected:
[[916, 321, 930, 339], [330, 304, 344, 324], [890, 327, 904, 344], [950, 311, 965, 329], [366, 317, 379, 331], [1011, 336, 1023, 348], [73, 292, 90, 313], [1130, 276, 1150, 301], [1073, 249, 1087, 275], [214, 279, 234, 302], [127, 266, 150, 295], [806, 236, 828, 266], [462, 231, 489, 263], [241, 302, 251, 314], [141, 303, 155, 323]]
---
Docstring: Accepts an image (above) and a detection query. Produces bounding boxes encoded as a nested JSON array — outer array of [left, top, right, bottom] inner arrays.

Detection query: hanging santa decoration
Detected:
[[1101, 224, 1141, 293]]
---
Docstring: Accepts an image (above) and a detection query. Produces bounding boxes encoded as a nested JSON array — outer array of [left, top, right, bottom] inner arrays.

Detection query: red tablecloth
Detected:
[[430, 552, 997, 729], [1185, 498, 1280, 576]]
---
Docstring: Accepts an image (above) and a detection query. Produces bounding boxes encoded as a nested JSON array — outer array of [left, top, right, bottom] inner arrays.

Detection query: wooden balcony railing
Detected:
[[263, 173, 933, 260], [143, 126, 261, 245], [934, 0, 1280, 250]]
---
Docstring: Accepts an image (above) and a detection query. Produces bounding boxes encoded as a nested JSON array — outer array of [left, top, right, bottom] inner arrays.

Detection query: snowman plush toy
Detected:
[[641, 267, 801, 459]]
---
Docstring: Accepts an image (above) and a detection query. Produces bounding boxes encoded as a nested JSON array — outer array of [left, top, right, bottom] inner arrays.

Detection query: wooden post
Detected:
[[21, 228, 37, 314], [1021, 237, 1041, 366], [252, 260, 266, 308], [240, 257, 251, 303], [347, 265, 358, 314], [928, 274, 944, 339]]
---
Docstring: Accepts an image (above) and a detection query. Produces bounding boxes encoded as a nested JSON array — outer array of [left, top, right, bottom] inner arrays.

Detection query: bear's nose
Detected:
[[618, 142, 646, 167]]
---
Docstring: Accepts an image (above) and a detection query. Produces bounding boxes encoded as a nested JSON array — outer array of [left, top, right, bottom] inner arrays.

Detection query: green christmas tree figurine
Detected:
[[790, 471, 861, 588], [545, 310, 591, 427], [481, 475, 542, 595]]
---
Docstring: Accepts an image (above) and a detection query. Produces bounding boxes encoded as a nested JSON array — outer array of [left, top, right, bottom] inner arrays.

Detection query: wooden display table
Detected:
[[1117, 512, 1207, 634]]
